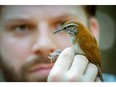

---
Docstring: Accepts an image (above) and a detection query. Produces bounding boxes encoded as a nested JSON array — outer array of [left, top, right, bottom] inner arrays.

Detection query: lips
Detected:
[[29, 63, 54, 73]]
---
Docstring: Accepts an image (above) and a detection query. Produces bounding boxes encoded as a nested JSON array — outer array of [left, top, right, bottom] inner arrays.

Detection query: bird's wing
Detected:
[[78, 34, 101, 67]]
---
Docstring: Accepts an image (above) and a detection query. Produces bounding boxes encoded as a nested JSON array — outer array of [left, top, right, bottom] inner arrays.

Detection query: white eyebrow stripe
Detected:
[[63, 23, 78, 28]]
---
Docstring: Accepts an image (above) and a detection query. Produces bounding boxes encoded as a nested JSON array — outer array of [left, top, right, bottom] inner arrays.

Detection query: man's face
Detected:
[[0, 6, 88, 81]]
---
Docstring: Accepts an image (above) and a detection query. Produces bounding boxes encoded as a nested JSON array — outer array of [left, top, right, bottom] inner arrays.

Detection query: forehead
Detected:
[[0, 6, 88, 26], [1, 6, 86, 19]]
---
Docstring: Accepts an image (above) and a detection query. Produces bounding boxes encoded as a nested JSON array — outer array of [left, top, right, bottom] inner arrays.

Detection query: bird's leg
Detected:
[[48, 49, 62, 62]]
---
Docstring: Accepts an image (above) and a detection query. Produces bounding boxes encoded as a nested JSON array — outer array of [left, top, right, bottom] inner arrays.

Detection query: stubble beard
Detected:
[[0, 54, 51, 82]]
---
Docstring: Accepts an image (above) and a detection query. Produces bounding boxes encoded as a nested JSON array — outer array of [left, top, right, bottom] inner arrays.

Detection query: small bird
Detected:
[[48, 20, 103, 81]]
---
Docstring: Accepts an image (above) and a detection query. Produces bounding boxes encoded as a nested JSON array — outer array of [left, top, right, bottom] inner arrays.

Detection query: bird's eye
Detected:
[[63, 27, 67, 30]]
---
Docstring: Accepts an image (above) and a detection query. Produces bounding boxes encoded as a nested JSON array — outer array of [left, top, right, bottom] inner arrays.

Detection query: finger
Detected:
[[69, 55, 89, 75], [51, 47, 75, 71], [82, 63, 98, 81]]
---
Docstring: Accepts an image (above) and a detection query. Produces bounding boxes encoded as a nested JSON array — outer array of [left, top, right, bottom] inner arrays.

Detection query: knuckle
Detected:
[[67, 72, 82, 82], [68, 74, 77, 82], [89, 63, 98, 71], [65, 47, 74, 51], [61, 47, 74, 57], [48, 71, 62, 81], [75, 55, 89, 63]]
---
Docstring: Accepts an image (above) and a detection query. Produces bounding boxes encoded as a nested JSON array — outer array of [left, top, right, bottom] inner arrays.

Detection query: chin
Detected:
[[25, 68, 51, 82], [27, 74, 48, 82]]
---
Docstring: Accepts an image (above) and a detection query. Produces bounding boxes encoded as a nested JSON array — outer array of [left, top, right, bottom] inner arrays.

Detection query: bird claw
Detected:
[[49, 52, 52, 55], [48, 52, 54, 62], [48, 52, 52, 59], [48, 49, 62, 62], [48, 56, 51, 59]]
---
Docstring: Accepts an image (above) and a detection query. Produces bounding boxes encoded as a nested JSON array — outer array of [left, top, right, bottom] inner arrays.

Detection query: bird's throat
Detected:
[[70, 36, 85, 54]]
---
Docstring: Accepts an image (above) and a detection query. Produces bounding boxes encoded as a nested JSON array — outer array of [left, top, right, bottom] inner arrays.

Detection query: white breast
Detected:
[[70, 36, 85, 54], [73, 43, 85, 54]]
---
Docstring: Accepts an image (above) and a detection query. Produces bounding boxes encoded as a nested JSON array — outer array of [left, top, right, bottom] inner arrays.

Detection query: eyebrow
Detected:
[[50, 14, 77, 22], [3, 18, 37, 27], [4, 17, 36, 23]]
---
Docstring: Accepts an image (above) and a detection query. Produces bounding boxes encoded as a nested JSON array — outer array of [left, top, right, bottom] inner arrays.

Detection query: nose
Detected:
[[32, 21, 56, 55]]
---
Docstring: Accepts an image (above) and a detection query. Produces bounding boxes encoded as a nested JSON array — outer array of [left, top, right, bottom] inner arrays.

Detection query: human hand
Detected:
[[47, 47, 101, 82]]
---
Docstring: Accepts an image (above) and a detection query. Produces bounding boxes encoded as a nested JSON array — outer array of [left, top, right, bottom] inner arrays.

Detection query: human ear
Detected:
[[89, 17, 99, 42]]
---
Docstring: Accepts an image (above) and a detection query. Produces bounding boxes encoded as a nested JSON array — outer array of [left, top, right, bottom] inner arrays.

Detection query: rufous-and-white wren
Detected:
[[48, 20, 103, 81]]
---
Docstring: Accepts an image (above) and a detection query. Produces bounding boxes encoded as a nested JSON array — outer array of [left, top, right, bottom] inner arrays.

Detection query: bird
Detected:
[[48, 20, 103, 81]]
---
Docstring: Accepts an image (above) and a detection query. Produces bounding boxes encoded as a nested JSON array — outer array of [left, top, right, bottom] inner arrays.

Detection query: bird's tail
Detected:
[[97, 65, 104, 82]]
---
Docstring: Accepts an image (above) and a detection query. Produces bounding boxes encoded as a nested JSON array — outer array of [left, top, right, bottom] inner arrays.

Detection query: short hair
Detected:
[[0, 5, 97, 18], [84, 5, 97, 17]]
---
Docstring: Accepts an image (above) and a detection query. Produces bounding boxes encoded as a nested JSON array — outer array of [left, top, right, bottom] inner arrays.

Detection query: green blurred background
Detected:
[[97, 6, 116, 75]]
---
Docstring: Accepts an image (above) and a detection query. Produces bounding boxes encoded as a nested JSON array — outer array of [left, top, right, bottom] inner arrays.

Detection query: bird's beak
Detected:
[[53, 29, 63, 34]]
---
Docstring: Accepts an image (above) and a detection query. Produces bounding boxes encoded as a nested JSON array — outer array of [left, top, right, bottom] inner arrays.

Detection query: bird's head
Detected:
[[53, 21, 79, 36]]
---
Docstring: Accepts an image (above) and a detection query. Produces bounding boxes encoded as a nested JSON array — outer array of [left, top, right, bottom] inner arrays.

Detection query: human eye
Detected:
[[51, 16, 74, 30], [15, 24, 33, 34], [50, 20, 67, 36], [52, 20, 66, 30], [7, 23, 36, 36]]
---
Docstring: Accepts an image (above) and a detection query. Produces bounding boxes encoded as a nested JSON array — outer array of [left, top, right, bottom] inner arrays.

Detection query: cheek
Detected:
[[0, 38, 32, 72], [9, 41, 31, 60]]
